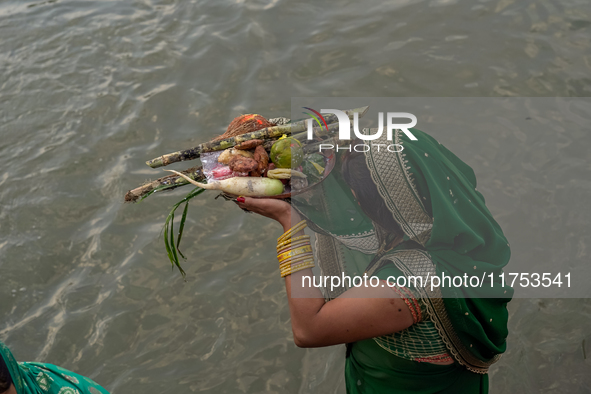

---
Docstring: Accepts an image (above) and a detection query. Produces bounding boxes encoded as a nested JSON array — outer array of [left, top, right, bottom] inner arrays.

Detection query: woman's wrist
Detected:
[[279, 207, 301, 233]]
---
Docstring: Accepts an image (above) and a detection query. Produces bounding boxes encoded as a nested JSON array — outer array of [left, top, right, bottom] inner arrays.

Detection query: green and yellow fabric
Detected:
[[0, 341, 110, 394], [293, 128, 513, 393]]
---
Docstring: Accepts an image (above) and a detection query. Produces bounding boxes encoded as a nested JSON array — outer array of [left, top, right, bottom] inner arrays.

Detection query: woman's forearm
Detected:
[[285, 270, 413, 347], [238, 198, 414, 347], [280, 211, 411, 348], [281, 222, 412, 346], [284, 269, 326, 347], [278, 210, 329, 346]]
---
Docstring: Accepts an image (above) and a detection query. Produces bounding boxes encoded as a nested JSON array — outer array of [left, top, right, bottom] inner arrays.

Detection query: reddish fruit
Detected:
[[212, 166, 233, 179]]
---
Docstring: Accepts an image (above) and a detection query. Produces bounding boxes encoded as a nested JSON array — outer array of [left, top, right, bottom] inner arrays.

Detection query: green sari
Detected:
[[293, 128, 512, 393], [0, 341, 110, 394]]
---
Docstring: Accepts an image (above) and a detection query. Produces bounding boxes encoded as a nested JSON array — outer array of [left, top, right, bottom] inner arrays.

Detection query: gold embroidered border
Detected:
[[380, 249, 500, 374], [364, 129, 433, 246]]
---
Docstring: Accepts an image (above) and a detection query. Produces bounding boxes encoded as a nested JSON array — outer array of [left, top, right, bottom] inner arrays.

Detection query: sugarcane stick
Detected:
[[145, 106, 369, 168], [262, 139, 278, 150], [124, 165, 205, 202]]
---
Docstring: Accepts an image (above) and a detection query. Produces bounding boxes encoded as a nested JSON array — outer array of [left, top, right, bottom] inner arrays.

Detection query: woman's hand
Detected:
[[235, 197, 297, 232]]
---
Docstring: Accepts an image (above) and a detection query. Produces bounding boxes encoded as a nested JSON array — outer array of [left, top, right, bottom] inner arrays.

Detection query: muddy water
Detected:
[[0, 0, 590, 393]]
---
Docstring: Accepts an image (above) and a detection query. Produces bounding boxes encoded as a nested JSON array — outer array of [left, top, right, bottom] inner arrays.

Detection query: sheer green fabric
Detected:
[[293, 128, 512, 391], [366, 129, 513, 366], [343, 255, 486, 393], [369, 254, 450, 363], [0, 341, 110, 394]]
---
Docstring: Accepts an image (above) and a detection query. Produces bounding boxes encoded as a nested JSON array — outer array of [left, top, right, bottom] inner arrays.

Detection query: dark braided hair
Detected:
[[0, 355, 12, 394], [341, 145, 405, 240]]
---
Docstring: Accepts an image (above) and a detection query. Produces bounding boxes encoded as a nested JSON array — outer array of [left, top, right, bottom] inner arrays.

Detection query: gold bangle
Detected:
[[278, 233, 309, 242], [279, 252, 313, 267], [280, 260, 314, 273], [282, 220, 307, 240], [279, 253, 314, 270], [280, 256, 314, 270], [276, 235, 310, 250], [291, 262, 315, 274], [277, 240, 310, 255], [277, 245, 312, 263], [277, 220, 307, 243], [277, 234, 309, 245], [277, 245, 312, 264], [278, 238, 309, 250], [281, 262, 315, 278], [277, 240, 308, 252], [278, 227, 306, 244]]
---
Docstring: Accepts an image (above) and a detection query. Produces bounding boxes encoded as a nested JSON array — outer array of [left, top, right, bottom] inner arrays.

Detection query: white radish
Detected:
[[166, 170, 284, 197]]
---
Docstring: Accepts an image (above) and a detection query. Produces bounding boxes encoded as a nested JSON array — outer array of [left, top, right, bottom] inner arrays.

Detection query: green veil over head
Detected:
[[294, 127, 513, 373], [362, 128, 513, 372]]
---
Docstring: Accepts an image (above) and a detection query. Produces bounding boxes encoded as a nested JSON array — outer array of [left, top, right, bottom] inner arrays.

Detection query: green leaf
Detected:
[[169, 211, 184, 278], [176, 202, 189, 259], [161, 186, 206, 278], [139, 182, 186, 202], [163, 220, 174, 268]]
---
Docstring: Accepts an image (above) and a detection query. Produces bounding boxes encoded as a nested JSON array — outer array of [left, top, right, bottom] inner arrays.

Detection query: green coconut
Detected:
[[270, 137, 304, 168]]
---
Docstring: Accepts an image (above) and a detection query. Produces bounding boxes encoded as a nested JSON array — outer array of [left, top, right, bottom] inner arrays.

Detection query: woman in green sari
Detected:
[[236, 128, 512, 393], [0, 341, 110, 394]]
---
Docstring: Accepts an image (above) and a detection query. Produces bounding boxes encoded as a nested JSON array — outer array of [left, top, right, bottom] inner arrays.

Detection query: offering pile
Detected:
[[124, 107, 368, 277]]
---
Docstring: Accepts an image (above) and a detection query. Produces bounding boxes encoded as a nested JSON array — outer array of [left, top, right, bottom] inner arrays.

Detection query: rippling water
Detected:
[[1, 0, 590, 393]]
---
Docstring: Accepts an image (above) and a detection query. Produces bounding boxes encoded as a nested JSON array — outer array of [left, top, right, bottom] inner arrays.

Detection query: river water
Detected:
[[1, 0, 590, 393]]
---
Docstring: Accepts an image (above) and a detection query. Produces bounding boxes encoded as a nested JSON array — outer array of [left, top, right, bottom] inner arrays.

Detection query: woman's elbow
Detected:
[[292, 327, 318, 348], [293, 336, 310, 348]]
